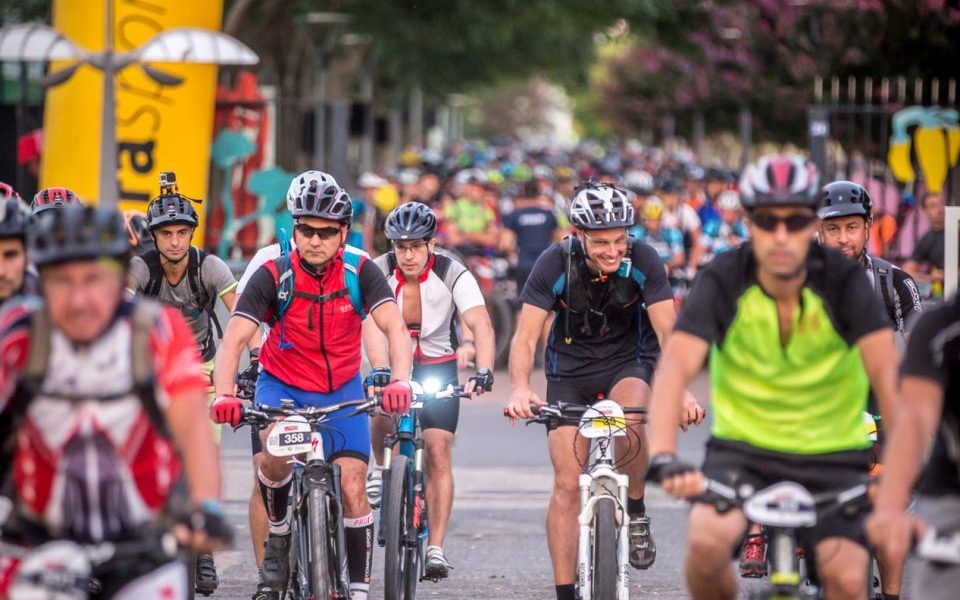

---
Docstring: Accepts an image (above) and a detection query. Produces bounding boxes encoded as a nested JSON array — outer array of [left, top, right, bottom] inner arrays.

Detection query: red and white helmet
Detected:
[[0, 181, 21, 204], [739, 155, 819, 209]]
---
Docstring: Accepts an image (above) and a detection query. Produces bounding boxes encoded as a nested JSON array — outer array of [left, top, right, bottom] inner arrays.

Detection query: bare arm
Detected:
[[875, 376, 942, 511], [645, 298, 677, 348], [166, 389, 221, 503], [461, 305, 495, 371], [362, 314, 391, 369], [648, 332, 709, 456], [213, 316, 260, 397], [857, 328, 900, 434], [685, 228, 704, 271], [369, 301, 411, 381], [506, 303, 550, 418]]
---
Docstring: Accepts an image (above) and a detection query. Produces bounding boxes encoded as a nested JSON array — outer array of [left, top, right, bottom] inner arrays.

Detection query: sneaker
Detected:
[[424, 546, 453, 581], [195, 553, 219, 595], [251, 582, 281, 600], [367, 468, 383, 509], [628, 515, 656, 569], [739, 534, 767, 578], [260, 533, 291, 586]]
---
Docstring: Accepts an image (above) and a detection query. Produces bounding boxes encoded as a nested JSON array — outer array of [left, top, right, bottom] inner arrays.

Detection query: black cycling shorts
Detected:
[[699, 438, 872, 554], [543, 361, 653, 430], [413, 360, 460, 434]]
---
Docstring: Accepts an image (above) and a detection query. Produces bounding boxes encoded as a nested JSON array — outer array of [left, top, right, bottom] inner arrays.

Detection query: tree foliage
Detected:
[[594, 0, 960, 141]]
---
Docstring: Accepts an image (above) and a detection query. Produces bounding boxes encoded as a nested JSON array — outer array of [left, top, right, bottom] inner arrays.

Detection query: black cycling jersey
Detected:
[[862, 254, 923, 334], [519, 237, 673, 380], [901, 295, 960, 496]]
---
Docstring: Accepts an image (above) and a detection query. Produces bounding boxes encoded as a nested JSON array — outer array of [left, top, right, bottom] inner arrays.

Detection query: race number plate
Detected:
[[579, 399, 628, 439], [266, 416, 314, 457]]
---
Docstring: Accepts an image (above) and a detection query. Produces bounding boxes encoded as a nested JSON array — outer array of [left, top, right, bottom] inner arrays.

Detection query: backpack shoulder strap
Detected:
[[129, 300, 171, 438], [141, 249, 165, 297], [189, 248, 223, 339], [342, 248, 366, 319]]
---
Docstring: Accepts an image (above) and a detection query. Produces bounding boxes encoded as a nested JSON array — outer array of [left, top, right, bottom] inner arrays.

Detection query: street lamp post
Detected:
[[0, 4, 258, 209]]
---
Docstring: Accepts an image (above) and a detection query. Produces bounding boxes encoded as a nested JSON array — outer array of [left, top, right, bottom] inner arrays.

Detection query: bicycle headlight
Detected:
[[421, 378, 442, 395]]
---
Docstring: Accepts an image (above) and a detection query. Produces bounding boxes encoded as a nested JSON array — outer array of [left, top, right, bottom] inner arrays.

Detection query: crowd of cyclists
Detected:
[[0, 136, 956, 600]]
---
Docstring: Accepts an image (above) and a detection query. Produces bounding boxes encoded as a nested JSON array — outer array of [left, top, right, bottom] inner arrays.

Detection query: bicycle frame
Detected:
[[576, 400, 632, 600], [577, 434, 631, 600], [286, 424, 351, 598], [380, 399, 427, 552]]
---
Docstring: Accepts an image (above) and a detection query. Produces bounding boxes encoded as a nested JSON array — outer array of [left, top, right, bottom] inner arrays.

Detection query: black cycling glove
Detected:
[[364, 367, 392, 390], [469, 368, 494, 392], [647, 452, 696, 483], [189, 500, 234, 546]]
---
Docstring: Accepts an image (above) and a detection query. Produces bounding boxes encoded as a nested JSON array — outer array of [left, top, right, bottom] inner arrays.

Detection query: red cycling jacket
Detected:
[[260, 250, 366, 393]]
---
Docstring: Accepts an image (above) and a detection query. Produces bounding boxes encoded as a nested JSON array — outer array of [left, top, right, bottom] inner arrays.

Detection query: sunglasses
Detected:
[[295, 223, 341, 240], [750, 212, 817, 232]]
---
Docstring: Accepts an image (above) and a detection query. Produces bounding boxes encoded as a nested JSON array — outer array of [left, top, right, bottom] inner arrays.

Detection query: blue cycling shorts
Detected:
[[255, 370, 370, 462]]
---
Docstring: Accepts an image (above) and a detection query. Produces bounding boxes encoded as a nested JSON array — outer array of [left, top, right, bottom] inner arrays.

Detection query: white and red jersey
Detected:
[[373, 250, 486, 361], [0, 300, 209, 542]]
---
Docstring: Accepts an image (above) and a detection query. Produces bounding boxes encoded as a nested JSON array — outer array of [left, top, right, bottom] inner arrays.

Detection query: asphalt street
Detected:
[[207, 369, 717, 599]]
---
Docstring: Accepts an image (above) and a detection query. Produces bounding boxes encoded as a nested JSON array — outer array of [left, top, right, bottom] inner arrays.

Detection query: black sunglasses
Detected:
[[750, 212, 817, 232], [295, 223, 341, 240]]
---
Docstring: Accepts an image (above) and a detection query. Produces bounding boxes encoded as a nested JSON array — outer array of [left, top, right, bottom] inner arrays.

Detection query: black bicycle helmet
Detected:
[[32, 187, 81, 214], [568, 182, 634, 230], [290, 179, 352, 224], [0, 197, 29, 239], [145, 191, 199, 230], [29, 204, 130, 267], [817, 181, 873, 222], [385, 202, 437, 241]]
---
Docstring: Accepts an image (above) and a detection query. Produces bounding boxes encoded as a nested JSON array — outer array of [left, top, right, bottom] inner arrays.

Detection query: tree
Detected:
[[593, 0, 960, 142]]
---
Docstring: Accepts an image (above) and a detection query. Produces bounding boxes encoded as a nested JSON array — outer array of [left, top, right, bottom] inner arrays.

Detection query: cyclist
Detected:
[[211, 178, 413, 600], [0, 204, 231, 597], [505, 182, 704, 600], [903, 191, 948, 298], [443, 168, 499, 257], [502, 180, 563, 293], [866, 293, 960, 600], [647, 154, 900, 600], [30, 186, 81, 214], [365, 201, 496, 579], [818, 180, 922, 343], [699, 190, 748, 266], [127, 173, 239, 593], [629, 198, 685, 272], [234, 170, 343, 600], [0, 194, 35, 304]]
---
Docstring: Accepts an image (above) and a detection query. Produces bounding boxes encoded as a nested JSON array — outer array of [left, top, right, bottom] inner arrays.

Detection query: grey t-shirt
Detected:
[[129, 251, 237, 360]]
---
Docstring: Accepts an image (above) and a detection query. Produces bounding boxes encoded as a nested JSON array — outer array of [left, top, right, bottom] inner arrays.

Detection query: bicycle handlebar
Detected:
[[239, 397, 380, 428], [502, 402, 648, 424], [695, 477, 870, 515]]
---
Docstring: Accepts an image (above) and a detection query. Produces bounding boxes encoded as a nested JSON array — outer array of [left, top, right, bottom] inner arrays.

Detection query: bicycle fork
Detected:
[[576, 467, 631, 600]]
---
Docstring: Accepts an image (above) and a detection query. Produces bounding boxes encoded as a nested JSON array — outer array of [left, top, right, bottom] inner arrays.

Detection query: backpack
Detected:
[[271, 229, 366, 350], [0, 301, 169, 494], [141, 246, 223, 339], [556, 235, 642, 343]]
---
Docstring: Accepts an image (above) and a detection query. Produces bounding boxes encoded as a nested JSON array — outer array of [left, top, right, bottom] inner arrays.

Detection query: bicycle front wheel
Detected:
[[383, 455, 414, 600], [591, 498, 619, 600], [307, 486, 333, 600]]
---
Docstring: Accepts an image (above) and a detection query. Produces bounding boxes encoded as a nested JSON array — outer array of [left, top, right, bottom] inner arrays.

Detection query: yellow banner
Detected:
[[41, 0, 224, 245]]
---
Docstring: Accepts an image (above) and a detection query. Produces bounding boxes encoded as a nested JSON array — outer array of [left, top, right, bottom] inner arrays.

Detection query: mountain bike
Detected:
[[238, 397, 378, 600], [508, 399, 647, 600], [700, 477, 871, 600], [0, 525, 180, 599], [379, 380, 470, 600]]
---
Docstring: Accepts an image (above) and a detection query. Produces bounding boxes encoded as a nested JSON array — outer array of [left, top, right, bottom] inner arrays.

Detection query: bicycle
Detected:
[[699, 477, 871, 600], [507, 399, 647, 600], [0, 525, 180, 599], [237, 396, 379, 600], [378, 380, 470, 600]]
